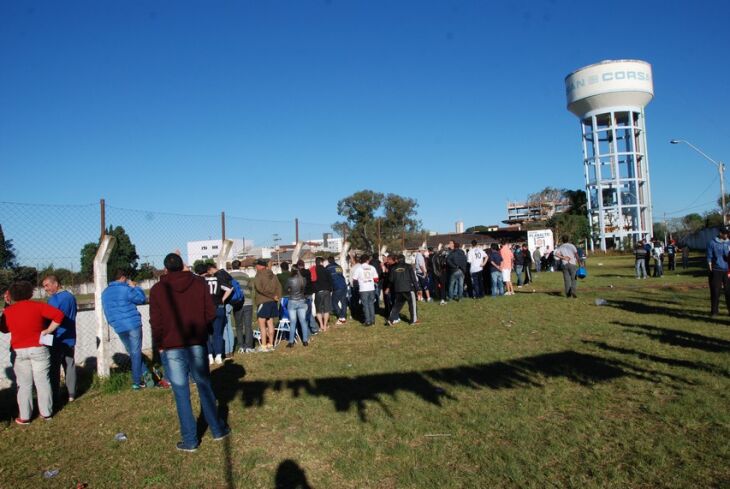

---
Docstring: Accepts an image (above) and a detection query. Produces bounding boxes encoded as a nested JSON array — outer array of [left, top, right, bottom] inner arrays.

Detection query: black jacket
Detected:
[[389, 261, 418, 293], [446, 248, 468, 273]]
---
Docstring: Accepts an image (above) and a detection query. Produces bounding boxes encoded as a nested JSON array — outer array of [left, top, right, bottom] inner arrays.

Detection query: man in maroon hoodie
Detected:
[[150, 253, 230, 452]]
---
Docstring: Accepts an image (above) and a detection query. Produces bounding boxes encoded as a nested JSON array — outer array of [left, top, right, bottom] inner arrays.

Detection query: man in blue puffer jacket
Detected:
[[707, 226, 730, 317], [102, 269, 150, 389]]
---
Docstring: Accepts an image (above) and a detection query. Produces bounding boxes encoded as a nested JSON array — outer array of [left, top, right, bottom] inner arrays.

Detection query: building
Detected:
[[565, 59, 654, 250], [186, 238, 251, 265], [504, 199, 571, 226]]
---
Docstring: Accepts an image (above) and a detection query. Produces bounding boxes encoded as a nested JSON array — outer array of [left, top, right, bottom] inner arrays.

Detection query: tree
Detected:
[[334, 190, 384, 253], [135, 262, 156, 281], [564, 189, 587, 215], [79, 225, 140, 281], [527, 187, 564, 205], [548, 213, 590, 245], [334, 190, 422, 253], [192, 258, 215, 270], [681, 213, 704, 233], [653, 221, 667, 240], [704, 211, 723, 228], [0, 224, 18, 269], [38, 265, 76, 286], [13, 266, 38, 285]]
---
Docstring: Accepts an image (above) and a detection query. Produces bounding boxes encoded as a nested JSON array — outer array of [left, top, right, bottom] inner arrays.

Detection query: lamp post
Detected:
[[670, 139, 727, 225]]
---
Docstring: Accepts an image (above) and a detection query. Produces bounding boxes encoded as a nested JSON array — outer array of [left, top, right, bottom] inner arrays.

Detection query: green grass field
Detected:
[[1, 255, 728, 488]]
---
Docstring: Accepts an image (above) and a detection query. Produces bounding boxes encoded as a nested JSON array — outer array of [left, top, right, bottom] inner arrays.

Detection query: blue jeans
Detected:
[[165, 345, 227, 448], [207, 306, 226, 356], [117, 326, 147, 385], [635, 259, 647, 278], [470, 272, 484, 298], [306, 297, 319, 334], [516, 265, 524, 286], [490, 270, 504, 296], [448, 269, 464, 300], [287, 299, 309, 343], [224, 304, 234, 355], [360, 290, 375, 324], [332, 288, 347, 319]]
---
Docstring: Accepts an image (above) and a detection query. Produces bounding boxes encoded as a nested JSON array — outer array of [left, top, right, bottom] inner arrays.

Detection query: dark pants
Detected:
[[233, 304, 254, 349], [388, 291, 417, 323], [470, 272, 484, 298], [668, 254, 676, 271], [49, 342, 76, 402], [709, 270, 730, 315], [332, 288, 347, 319]]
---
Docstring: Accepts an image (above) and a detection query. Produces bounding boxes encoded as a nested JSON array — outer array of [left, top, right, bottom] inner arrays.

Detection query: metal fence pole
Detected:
[[94, 234, 116, 378]]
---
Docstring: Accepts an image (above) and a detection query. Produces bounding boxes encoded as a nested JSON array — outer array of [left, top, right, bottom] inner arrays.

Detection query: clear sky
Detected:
[[2, 0, 729, 238]]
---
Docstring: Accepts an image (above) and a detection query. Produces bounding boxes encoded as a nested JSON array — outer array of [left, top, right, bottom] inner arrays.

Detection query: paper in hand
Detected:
[[39, 333, 54, 346]]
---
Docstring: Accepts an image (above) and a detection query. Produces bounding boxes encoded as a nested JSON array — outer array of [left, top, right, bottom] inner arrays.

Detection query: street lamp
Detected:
[[670, 139, 727, 225]]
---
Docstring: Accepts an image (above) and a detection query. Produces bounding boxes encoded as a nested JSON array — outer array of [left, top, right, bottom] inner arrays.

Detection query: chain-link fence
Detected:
[[0, 200, 340, 387]]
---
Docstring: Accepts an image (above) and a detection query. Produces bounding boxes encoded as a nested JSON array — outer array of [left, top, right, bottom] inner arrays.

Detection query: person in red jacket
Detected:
[[149, 253, 229, 452], [1, 281, 63, 425]]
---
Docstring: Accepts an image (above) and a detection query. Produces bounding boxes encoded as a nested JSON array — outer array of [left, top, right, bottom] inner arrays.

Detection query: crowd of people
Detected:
[[633, 237, 687, 279], [3, 230, 703, 450]]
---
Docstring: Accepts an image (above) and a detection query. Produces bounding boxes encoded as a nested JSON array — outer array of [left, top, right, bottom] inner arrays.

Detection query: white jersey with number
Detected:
[[467, 247, 486, 273], [352, 263, 377, 292]]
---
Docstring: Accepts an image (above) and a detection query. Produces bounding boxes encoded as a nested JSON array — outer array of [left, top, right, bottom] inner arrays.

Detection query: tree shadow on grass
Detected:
[[612, 321, 730, 353], [605, 299, 728, 325], [213, 351, 677, 423], [583, 340, 730, 378]]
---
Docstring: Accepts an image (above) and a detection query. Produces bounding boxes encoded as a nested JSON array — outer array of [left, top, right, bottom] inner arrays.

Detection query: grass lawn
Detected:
[[0, 255, 728, 488]]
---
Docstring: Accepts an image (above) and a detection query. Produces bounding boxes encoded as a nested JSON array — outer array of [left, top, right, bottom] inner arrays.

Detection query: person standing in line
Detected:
[[643, 239, 653, 274], [521, 244, 532, 285], [446, 240, 468, 301], [432, 248, 449, 305], [196, 263, 232, 364], [467, 241, 486, 298], [102, 269, 153, 389], [681, 244, 690, 269], [666, 240, 677, 271], [706, 226, 730, 317], [386, 254, 419, 325], [413, 249, 432, 302], [229, 260, 255, 354], [325, 256, 348, 325], [554, 235, 580, 298], [1, 282, 63, 424], [351, 254, 378, 326], [500, 242, 515, 296], [486, 243, 504, 296], [149, 253, 229, 452], [285, 264, 310, 347], [42, 274, 78, 403], [277, 262, 291, 294], [634, 241, 648, 279], [514, 245, 526, 288], [652, 239, 664, 278], [312, 257, 334, 332], [296, 259, 318, 336], [533, 247, 542, 273], [253, 259, 281, 352]]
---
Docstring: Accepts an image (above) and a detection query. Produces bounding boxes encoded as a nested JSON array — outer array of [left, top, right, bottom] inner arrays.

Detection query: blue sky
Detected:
[[2, 0, 729, 240]]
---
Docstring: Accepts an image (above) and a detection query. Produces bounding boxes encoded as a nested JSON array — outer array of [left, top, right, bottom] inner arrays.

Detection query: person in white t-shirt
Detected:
[[467, 240, 487, 298], [413, 250, 431, 302], [351, 254, 378, 326]]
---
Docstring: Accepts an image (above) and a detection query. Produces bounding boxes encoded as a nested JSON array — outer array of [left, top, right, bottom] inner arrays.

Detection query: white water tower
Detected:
[[565, 59, 654, 250]]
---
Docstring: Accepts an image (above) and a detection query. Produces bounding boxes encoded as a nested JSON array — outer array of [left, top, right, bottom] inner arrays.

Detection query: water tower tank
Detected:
[[565, 60, 654, 251]]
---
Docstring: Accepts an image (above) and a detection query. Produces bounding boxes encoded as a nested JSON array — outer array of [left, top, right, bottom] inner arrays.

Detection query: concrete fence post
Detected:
[[94, 234, 116, 378], [292, 241, 304, 265], [218, 239, 233, 269]]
